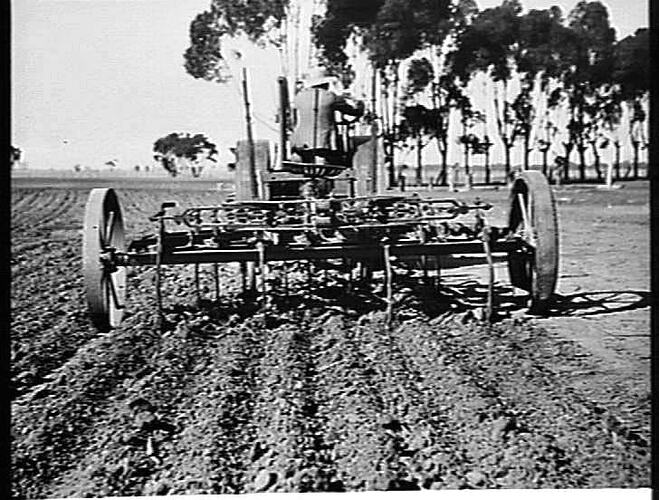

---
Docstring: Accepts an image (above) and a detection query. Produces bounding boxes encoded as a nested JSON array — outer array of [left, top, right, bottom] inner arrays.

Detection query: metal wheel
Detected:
[[83, 188, 127, 330], [507, 171, 559, 314]]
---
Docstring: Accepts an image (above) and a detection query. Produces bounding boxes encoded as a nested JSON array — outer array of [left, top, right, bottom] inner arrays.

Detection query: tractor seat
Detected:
[[281, 160, 348, 178], [350, 135, 373, 149]]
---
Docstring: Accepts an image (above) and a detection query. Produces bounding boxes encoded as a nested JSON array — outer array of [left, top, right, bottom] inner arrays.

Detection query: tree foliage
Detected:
[[556, 1, 617, 179], [611, 28, 649, 173], [184, 0, 648, 182], [565, 0, 616, 86], [406, 58, 434, 96], [398, 104, 443, 141], [313, 0, 453, 73], [153, 133, 218, 177], [184, 0, 290, 82], [450, 1, 527, 175], [613, 28, 649, 100], [213, 0, 288, 42], [184, 10, 231, 82], [451, 0, 522, 83], [11, 145, 22, 168], [516, 7, 573, 83], [11, 145, 22, 160]]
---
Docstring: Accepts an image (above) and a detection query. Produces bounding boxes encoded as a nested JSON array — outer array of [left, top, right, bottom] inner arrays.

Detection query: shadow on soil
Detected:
[[548, 290, 650, 317], [158, 270, 530, 330]]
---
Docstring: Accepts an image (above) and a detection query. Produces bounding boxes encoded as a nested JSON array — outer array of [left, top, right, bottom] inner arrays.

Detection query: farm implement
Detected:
[[82, 78, 559, 331]]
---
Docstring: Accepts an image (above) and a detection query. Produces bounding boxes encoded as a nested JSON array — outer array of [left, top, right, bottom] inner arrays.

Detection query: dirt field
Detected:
[[10, 176, 650, 498]]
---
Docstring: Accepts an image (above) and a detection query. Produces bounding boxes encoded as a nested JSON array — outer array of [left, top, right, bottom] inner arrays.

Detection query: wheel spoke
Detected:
[[105, 272, 125, 310], [517, 193, 533, 244], [104, 210, 116, 247]]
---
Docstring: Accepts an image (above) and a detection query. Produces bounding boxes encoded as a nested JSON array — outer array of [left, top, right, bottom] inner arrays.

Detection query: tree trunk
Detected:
[[541, 149, 548, 177], [614, 142, 621, 180], [430, 78, 441, 187], [415, 135, 423, 185], [463, 144, 469, 177], [440, 138, 448, 185], [435, 136, 448, 186], [392, 64, 400, 180], [241, 68, 258, 199], [577, 141, 586, 182], [485, 148, 491, 185], [461, 119, 469, 186], [386, 141, 396, 188], [494, 81, 514, 183], [381, 72, 396, 189], [632, 141, 639, 179], [523, 133, 530, 171], [439, 116, 449, 186], [590, 142, 601, 181], [504, 143, 511, 182], [575, 92, 586, 182], [563, 143, 573, 182], [464, 149, 471, 189]]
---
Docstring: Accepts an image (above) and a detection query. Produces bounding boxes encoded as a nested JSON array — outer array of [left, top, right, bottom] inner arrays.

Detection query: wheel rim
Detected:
[[507, 172, 559, 313], [83, 188, 126, 330], [507, 185, 533, 292]]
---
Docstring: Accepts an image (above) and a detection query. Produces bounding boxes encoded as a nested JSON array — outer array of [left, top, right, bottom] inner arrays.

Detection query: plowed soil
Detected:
[[11, 176, 650, 498]]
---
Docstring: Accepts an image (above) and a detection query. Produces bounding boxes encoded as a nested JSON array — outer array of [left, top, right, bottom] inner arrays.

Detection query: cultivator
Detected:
[[82, 78, 559, 331]]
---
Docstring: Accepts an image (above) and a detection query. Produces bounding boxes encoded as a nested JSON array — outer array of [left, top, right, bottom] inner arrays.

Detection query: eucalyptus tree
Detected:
[[613, 28, 649, 178], [402, 57, 469, 184], [514, 6, 571, 172], [10, 145, 22, 168], [313, 0, 455, 185], [451, 0, 523, 180], [599, 88, 624, 179], [455, 97, 483, 182], [184, 0, 290, 83], [153, 133, 218, 177], [402, 58, 434, 183], [424, 0, 479, 184], [433, 76, 473, 183], [509, 85, 533, 170], [560, 0, 616, 181], [382, 0, 478, 185], [397, 104, 431, 184], [403, 48, 477, 184], [586, 87, 623, 180], [184, 0, 291, 195]]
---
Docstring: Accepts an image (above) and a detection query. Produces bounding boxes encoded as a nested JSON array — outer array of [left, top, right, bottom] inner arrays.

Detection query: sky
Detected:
[[11, 0, 649, 170]]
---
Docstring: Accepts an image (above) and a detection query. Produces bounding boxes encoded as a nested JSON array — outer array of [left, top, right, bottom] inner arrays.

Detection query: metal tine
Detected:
[[418, 226, 428, 287], [474, 209, 495, 323], [282, 261, 289, 297], [383, 243, 393, 326], [155, 231, 164, 330], [422, 256, 428, 286], [307, 260, 313, 290], [256, 241, 267, 309], [194, 263, 201, 307], [240, 262, 248, 294], [482, 224, 495, 323], [346, 259, 353, 293], [214, 263, 220, 301]]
